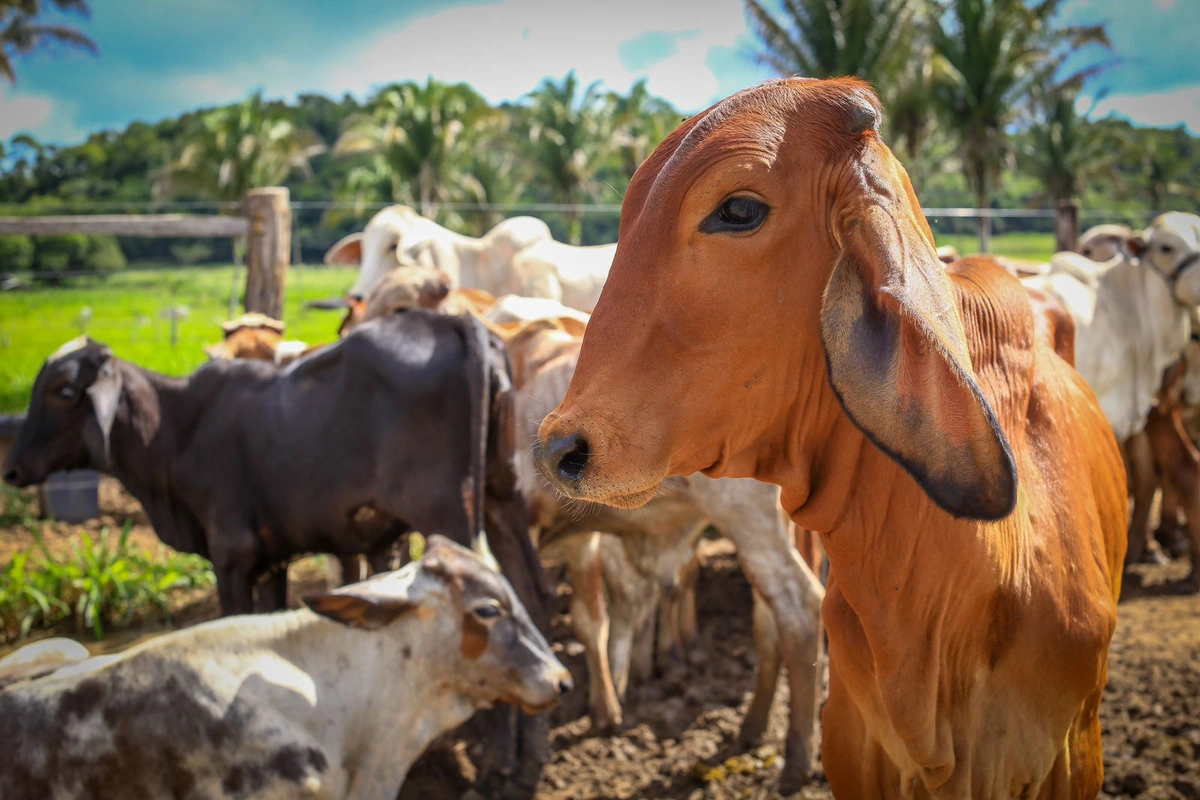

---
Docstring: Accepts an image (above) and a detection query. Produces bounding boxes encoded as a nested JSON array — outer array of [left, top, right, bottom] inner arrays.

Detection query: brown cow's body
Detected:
[[534, 78, 1126, 797]]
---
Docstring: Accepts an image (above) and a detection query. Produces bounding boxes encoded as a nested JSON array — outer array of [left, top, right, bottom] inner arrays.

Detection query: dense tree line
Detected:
[[1, 0, 1197, 273]]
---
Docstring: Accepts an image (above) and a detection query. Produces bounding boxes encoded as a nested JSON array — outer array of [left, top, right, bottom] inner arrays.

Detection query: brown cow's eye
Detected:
[[701, 196, 768, 234]]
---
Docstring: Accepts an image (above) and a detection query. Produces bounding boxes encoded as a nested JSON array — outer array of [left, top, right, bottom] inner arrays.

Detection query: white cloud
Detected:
[[1088, 84, 1200, 134], [0, 84, 84, 142], [297, 0, 755, 111]]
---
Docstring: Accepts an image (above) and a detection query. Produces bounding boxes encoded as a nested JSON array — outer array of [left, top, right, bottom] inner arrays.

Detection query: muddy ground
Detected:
[[2, 478, 1197, 799]]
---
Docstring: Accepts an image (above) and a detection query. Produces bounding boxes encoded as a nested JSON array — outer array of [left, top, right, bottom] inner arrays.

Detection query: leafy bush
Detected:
[[30, 234, 127, 280], [169, 240, 214, 265], [0, 524, 214, 642], [0, 485, 38, 529], [0, 235, 35, 272]]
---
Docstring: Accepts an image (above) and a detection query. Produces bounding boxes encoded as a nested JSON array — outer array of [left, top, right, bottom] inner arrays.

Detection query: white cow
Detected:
[[1024, 212, 1200, 442], [326, 205, 552, 299], [508, 239, 618, 312], [0, 537, 570, 800], [1077, 223, 1132, 263]]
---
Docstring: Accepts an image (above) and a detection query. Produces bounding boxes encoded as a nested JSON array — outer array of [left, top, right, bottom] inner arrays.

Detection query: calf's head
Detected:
[[305, 535, 571, 713], [1076, 223, 1131, 263], [535, 78, 1015, 521], [3, 337, 124, 488], [1130, 212, 1200, 306], [325, 205, 441, 300]]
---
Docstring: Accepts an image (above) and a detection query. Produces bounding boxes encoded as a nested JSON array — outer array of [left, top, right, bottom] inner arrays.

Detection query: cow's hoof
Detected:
[[589, 711, 622, 736], [777, 761, 812, 797]]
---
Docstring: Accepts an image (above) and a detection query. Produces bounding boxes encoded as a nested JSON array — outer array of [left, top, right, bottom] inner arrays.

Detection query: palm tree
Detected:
[[931, 0, 1110, 250], [609, 79, 679, 183], [159, 91, 325, 202], [525, 72, 614, 244], [0, 0, 96, 83], [335, 78, 489, 219], [744, 0, 914, 85], [1141, 127, 1198, 211], [1019, 88, 1107, 206]]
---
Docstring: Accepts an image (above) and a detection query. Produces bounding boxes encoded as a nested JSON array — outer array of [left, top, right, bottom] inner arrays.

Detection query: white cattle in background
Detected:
[[325, 205, 552, 299], [508, 239, 617, 312], [1077, 223, 1133, 263], [1024, 212, 1200, 442]]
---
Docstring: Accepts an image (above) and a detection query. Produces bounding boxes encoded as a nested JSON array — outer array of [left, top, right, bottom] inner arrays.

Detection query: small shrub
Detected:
[[0, 485, 38, 529], [0, 235, 35, 272], [31, 234, 126, 281], [0, 523, 214, 643], [169, 240, 214, 265]]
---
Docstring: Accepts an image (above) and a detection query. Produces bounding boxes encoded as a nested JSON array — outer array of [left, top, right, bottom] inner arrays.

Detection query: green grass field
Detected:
[[934, 231, 1056, 262], [0, 233, 1056, 414], [0, 265, 356, 413]]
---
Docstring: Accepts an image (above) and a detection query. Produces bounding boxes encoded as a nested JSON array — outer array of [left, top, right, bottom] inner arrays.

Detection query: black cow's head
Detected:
[[3, 337, 122, 488]]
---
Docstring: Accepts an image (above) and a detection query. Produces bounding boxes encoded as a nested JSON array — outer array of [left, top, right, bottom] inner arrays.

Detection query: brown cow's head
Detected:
[[305, 535, 572, 714], [535, 78, 1015, 521], [3, 337, 124, 487]]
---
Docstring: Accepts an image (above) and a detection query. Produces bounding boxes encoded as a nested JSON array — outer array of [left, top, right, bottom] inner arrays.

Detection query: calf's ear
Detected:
[[324, 233, 363, 266], [820, 148, 1016, 521], [86, 357, 123, 465], [303, 592, 417, 629]]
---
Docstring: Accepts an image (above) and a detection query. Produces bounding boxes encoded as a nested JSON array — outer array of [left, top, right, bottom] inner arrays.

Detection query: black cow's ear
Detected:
[[86, 359, 123, 465], [303, 592, 416, 629]]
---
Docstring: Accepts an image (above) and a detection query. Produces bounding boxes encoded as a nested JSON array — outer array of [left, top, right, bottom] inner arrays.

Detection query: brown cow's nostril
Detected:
[[548, 435, 590, 484], [3, 466, 23, 486]]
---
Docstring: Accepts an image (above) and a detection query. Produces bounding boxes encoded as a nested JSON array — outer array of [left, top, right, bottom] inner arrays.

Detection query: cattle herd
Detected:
[[0, 77, 1197, 799]]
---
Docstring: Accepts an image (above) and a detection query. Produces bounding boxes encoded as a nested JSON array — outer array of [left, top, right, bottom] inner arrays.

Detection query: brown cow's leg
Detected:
[[564, 534, 622, 731], [677, 552, 701, 661], [1169, 453, 1200, 591], [600, 535, 656, 699], [1124, 431, 1158, 565], [740, 588, 782, 746]]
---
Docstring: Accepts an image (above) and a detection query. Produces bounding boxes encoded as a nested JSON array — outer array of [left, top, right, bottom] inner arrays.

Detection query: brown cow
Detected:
[[535, 78, 1126, 797]]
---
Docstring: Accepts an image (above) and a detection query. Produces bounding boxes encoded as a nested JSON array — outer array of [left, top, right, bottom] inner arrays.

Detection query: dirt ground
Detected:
[[1, 479, 1198, 799]]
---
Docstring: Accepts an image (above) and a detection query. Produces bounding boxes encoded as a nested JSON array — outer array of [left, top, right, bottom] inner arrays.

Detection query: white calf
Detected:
[[0, 537, 569, 800]]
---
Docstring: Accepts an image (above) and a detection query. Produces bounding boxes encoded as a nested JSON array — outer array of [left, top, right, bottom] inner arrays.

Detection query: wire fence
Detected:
[[0, 200, 1164, 413]]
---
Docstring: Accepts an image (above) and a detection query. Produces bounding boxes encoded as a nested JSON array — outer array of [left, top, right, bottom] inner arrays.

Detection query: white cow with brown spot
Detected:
[[0, 537, 570, 800]]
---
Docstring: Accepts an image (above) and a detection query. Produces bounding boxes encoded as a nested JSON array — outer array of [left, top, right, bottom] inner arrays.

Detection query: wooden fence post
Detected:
[[243, 187, 290, 319], [1055, 199, 1079, 254]]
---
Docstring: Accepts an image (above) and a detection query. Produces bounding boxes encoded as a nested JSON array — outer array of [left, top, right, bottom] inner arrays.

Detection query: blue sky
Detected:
[[1, 0, 1198, 145]]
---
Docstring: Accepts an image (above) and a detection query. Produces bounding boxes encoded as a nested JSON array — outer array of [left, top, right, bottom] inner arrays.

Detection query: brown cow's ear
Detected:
[[324, 233, 364, 266], [303, 592, 417, 629], [820, 202, 1017, 521]]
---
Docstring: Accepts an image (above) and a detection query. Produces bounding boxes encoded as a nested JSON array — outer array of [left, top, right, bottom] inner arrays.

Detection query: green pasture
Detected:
[[0, 265, 355, 413], [935, 231, 1056, 262], [0, 234, 1056, 414]]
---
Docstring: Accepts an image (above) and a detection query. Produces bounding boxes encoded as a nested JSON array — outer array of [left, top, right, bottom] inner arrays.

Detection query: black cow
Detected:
[[4, 311, 555, 798]]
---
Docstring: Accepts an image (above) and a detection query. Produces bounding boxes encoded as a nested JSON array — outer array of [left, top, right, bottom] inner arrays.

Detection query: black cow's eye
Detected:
[[472, 602, 502, 620], [701, 196, 769, 234], [57, 385, 77, 401]]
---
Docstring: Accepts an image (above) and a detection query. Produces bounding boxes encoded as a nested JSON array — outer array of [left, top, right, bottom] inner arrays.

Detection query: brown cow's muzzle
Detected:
[[535, 411, 666, 509]]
